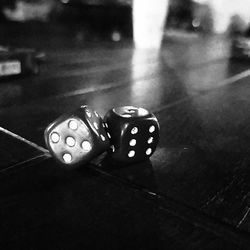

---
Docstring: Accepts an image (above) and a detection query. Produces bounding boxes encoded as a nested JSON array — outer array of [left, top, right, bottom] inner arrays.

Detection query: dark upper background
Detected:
[[0, 0, 215, 38]]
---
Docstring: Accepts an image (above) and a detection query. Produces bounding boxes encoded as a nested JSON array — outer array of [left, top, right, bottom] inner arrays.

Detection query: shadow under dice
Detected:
[[44, 105, 110, 168], [104, 106, 160, 163]]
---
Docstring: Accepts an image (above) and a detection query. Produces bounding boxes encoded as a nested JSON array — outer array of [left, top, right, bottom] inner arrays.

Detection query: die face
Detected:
[[45, 106, 110, 168], [45, 116, 93, 166], [115, 118, 159, 162], [104, 106, 160, 163], [78, 106, 102, 136], [76, 106, 110, 146], [103, 109, 127, 149]]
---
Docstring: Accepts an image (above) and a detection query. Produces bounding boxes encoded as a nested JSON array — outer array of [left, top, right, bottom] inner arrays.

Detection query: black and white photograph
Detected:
[[0, 0, 250, 249]]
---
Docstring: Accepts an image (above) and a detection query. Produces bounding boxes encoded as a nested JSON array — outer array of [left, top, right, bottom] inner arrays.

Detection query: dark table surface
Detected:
[[1, 22, 250, 249]]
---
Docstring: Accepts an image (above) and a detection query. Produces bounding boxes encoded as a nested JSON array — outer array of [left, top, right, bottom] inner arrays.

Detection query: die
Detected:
[[104, 106, 160, 163], [44, 105, 110, 168]]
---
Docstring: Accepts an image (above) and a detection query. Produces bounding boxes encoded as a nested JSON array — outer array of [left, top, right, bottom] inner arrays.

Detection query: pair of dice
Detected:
[[44, 105, 160, 168]]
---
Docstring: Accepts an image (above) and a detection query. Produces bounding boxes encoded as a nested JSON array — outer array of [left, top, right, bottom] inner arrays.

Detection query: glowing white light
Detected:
[[86, 109, 92, 118], [68, 120, 78, 130], [149, 125, 155, 133], [100, 135, 105, 141], [148, 137, 153, 144], [192, 19, 200, 28], [209, 0, 250, 34], [133, 0, 169, 49], [146, 148, 152, 155], [94, 122, 98, 130], [192, 0, 207, 3], [66, 137, 76, 147], [138, 107, 149, 116], [51, 132, 60, 143], [131, 127, 138, 135], [123, 114, 132, 118], [111, 145, 115, 152], [107, 132, 111, 139], [63, 153, 72, 163], [111, 31, 121, 42], [81, 141, 92, 151], [128, 150, 135, 158], [129, 139, 136, 146]]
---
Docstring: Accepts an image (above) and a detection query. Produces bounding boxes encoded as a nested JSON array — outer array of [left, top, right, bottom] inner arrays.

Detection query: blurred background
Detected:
[[0, 0, 249, 47]]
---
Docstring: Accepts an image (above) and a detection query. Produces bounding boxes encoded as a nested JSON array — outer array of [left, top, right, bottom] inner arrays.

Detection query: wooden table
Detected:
[[0, 23, 250, 249]]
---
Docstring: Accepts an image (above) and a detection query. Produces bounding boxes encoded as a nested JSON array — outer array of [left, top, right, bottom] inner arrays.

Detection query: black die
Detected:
[[44, 105, 110, 168], [104, 106, 160, 163]]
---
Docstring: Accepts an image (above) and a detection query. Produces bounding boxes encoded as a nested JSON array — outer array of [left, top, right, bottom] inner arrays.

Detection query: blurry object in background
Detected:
[[166, 0, 250, 36], [228, 15, 247, 36], [231, 36, 250, 60], [2, 0, 58, 22], [230, 21, 250, 60], [0, 46, 9, 52], [0, 47, 45, 78], [58, 1, 132, 40], [133, 0, 169, 49], [166, 0, 213, 36], [111, 30, 121, 42], [167, 0, 194, 31], [192, 1, 213, 34], [61, 0, 132, 6], [208, 0, 250, 34]]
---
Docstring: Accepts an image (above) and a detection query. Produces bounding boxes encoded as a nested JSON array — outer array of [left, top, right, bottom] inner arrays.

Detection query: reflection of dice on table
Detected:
[[0, 46, 44, 78], [104, 106, 160, 163], [44, 105, 110, 168]]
